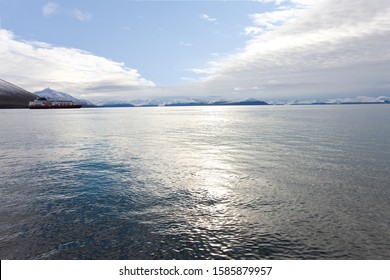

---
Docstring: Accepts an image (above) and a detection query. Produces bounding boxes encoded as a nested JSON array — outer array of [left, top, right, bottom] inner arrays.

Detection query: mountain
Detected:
[[278, 96, 390, 105], [0, 79, 37, 108], [34, 88, 95, 107], [165, 98, 268, 107], [94, 97, 270, 107], [98, 102, 135, 107]]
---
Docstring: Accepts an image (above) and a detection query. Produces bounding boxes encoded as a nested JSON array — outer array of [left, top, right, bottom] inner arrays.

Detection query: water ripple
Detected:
[[1, 106, 390, 259]]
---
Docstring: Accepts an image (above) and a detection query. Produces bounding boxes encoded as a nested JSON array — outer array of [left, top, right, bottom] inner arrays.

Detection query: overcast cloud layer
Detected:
[[194, 0, 390, 99]]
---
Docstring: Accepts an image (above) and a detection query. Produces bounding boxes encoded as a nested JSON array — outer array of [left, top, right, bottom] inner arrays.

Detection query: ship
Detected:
[[29, 97, 82, 109]]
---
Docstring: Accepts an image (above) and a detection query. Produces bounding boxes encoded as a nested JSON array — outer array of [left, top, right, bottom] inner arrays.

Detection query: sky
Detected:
[[0, 0, 390, 103]]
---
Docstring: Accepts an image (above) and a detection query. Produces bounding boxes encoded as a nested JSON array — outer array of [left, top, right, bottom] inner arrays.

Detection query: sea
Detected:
[[0, 105, 389, 259]]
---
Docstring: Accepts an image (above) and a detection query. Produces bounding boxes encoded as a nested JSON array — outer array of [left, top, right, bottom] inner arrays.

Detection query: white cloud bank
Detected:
[[194, 0, 390, 99], [0, 29, 155, 101]]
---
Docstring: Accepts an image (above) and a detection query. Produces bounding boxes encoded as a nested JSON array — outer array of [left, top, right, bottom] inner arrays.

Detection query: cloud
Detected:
[[42, 2, 92, 22], [243, 9, 302, 36], [193, 0, 390, 99], [251, 9, 301, 30], [72, 9, 93, 22], [190, 68, 215, 75], [254, 0, 314, 7], [179, 41, 192, 47], [0, 29, 155, 101], [199, 13, 217, 22], [254, 0, 289, 4], [42, 2, 59, 17]]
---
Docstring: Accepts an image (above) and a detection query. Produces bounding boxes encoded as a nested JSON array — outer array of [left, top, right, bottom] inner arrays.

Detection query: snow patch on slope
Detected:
[[34, 88, 95, 107]]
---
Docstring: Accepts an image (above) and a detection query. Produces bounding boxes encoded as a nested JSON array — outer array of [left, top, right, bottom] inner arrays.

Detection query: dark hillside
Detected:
[[0, 79, 37, 108]]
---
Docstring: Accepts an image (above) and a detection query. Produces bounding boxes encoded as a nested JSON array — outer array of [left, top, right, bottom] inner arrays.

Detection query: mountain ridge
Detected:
[[34, 88, 95, 107], [0, 79, 37, 108], [1, 78, 389, 108]]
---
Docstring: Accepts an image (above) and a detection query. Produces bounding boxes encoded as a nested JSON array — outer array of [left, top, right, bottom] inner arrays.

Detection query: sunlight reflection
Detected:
[[187, 120, 239, 233]]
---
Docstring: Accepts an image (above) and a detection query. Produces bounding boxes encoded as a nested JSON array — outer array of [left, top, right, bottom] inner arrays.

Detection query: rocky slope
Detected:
[[0, 79, 37, 108]]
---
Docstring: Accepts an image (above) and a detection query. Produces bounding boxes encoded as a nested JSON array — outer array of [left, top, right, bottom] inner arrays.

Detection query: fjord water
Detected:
[[0, 105, 389, 259]]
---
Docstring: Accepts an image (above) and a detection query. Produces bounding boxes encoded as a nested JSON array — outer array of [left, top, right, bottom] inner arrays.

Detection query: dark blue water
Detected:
[[0, 105, 389, 259]]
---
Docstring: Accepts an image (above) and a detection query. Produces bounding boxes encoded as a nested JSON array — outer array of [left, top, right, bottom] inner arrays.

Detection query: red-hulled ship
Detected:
[[29, 97, 82, 109]]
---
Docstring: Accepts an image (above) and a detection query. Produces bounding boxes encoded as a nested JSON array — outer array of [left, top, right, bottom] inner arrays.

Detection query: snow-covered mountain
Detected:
[[94, 97, 270, 107], [269, 96, 390, 105], [34, 88, 95, 107], [0, 79, 37, 108], [324, 96, 390, 104]]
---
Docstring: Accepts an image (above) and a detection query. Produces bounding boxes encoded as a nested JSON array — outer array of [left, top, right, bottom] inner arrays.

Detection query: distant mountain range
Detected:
[[165, 98, 268, 106], [0, 79, 37, 108], [271, 96, 390, 105], [1, 78, 389, 108], [84, 97, 269, 107], [100, 96, 390, 107]]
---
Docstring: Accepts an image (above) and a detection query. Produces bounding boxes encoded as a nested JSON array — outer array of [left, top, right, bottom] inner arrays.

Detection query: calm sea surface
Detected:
[[0, 105, 389, 259]]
